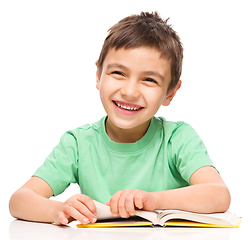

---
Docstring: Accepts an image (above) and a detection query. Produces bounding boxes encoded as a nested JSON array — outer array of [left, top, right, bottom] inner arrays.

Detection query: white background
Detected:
[[1, 0, 250, 236]]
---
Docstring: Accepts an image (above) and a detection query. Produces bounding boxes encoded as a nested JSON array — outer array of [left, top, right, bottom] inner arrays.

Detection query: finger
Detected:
[[117, 190, 131, 218], [76, 194, 97, 215], [134, 192, 144, 209], [110, 191, 122, 217], [56, 211, 69, 225], [73, 198, 97, 223], [64, 205, 90, 224], [124, 193, 136, 216]]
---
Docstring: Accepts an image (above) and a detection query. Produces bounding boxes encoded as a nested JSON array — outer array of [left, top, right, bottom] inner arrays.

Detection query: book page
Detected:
[[94, 200, 120, 221], [135, 210, 159, 225], [157, 210, 238, 226]]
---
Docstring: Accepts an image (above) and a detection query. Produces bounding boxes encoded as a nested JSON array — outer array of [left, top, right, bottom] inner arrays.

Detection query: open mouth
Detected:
[[113, 101, 143, 111]]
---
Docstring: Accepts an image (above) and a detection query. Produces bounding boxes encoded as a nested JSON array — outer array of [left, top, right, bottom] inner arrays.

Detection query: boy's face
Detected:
[[96, 46, 180, 134]]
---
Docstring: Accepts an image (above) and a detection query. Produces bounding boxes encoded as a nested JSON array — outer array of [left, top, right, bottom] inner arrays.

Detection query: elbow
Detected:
[[222, 188, 231, 212], [9, 190, 21, 219], [215, 185, 231, 213], [9, 192, 17, 218]]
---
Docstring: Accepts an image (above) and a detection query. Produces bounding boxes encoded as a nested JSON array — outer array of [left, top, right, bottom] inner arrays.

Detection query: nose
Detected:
[[120, 79, 140, 100]]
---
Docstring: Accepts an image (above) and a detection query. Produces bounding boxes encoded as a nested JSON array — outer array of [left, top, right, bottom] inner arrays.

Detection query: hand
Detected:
[[109, 189, 158, 218], [53, 194, 97, 225]]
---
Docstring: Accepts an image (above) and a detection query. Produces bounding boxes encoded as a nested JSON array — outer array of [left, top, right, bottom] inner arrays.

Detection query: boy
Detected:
[[9, 12, 230, 226]]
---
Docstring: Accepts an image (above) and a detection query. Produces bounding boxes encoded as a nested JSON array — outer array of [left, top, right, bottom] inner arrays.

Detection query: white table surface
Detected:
[[2, 214, 248, 240]]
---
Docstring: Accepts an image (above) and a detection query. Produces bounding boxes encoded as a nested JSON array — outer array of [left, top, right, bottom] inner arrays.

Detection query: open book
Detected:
[[77, 200, 241, 228]]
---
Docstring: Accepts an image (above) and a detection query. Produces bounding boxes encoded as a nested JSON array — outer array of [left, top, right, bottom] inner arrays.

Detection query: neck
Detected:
[[105, 118, 151, 143]]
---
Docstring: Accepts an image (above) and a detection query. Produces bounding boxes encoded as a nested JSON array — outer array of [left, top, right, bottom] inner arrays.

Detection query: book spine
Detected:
[[152, 223, 164, 228]]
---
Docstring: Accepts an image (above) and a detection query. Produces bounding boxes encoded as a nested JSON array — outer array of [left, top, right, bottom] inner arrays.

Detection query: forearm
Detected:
[[151, 183, 231, 214], [9, 188, 62, 223]]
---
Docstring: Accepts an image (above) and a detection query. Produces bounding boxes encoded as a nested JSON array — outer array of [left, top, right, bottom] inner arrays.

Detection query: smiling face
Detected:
[[96, 46, 181, 142]]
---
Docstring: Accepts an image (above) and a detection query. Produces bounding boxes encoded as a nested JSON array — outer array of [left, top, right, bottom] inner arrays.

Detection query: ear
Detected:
[[162, 80, 182, 106], [95, 61, 101, 90]]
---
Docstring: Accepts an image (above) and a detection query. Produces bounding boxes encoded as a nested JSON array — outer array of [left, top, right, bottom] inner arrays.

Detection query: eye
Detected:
[[144, 78, 158, 84], [111, 71, 124, 76]]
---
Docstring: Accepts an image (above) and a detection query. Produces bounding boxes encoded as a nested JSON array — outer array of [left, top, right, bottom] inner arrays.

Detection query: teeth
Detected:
[[116, 102, 140, 111]]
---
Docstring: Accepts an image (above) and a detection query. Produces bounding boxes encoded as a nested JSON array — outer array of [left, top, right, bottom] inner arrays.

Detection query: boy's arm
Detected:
[[152, 166, 231, 213], [9, 177, 97, 225], [109, 166, 231, 217]]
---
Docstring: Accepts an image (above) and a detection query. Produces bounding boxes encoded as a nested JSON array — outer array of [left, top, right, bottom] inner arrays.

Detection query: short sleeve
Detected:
[[33, 131, 79, 196], [170, 122, 216, 184]]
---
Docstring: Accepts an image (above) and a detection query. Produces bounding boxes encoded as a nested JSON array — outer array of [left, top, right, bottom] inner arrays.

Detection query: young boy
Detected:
[[9, 12, 230, 226]]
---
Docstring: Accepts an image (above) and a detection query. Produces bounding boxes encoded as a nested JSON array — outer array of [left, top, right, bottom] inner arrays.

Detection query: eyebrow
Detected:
[[106, 63, 129, 71], [106, 63, 165, 82]]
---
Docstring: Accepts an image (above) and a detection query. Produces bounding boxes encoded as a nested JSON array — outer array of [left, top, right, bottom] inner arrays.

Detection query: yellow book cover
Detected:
[[76, 201, 241, 228]]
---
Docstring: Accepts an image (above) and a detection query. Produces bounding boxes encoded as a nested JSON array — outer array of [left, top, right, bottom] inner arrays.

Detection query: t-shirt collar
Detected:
[[100, 116, 159, 153]]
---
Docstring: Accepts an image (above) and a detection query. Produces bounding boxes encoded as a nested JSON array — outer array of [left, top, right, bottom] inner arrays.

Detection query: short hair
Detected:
[[97, 12, 183, 91]]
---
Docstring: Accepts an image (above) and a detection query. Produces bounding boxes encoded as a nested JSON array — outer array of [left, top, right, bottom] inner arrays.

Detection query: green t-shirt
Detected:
[[33, 116, 215, 203]]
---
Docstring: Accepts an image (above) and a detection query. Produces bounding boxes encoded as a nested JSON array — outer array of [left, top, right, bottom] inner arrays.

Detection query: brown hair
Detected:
[[97, 12, 183, 91]]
